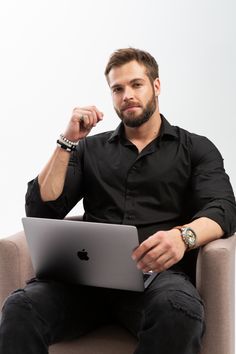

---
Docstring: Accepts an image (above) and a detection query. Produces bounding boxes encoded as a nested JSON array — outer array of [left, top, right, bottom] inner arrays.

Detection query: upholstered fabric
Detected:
[[196, 236, 235, 354], [0, 231, 34, 306], [49, 325, 136, 354]]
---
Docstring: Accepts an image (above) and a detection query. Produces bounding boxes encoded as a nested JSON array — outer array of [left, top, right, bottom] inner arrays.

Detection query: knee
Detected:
[[3, 289, 29, 308], [0, 289, 50, 350], [1, 289, 35, 326], [139, 290, 205, 354], [146, 289, 205, 332], [167, 289, 204, 324], [166, 290, 205, 350]]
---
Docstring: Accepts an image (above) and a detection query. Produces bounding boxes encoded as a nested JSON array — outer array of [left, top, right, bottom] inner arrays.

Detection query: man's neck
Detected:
[[124, 111, 162, 151]]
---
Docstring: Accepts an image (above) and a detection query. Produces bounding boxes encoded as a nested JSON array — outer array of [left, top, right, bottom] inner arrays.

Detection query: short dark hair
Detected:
[[104, 48, 159, 82]]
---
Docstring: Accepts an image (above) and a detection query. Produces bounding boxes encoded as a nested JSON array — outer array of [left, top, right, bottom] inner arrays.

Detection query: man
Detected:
[[0, 48, 236, 354]]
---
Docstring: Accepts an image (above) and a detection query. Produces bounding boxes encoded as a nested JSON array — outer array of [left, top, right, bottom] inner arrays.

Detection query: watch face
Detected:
[[188, 233, 196, 247], [183, 228, 196, 248]]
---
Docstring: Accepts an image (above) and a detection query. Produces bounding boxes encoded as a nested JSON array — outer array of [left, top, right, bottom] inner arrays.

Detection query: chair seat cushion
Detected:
[[49, 324, 137, 354]]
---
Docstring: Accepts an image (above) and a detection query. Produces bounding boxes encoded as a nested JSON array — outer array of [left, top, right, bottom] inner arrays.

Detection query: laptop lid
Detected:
[[22, 217, 157, 292]]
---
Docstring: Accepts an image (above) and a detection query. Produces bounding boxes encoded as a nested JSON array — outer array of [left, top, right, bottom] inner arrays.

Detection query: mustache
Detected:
[[121, 102, 141, 111]]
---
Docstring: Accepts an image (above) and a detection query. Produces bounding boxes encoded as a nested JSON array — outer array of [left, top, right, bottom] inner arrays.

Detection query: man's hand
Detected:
[[63, 106, 104, 142], [132, 229, 187, 273]]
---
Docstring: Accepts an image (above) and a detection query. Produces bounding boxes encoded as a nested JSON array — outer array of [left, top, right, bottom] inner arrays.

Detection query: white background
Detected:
[[0, 0, 236, 347], [0, 0, 235, 238]]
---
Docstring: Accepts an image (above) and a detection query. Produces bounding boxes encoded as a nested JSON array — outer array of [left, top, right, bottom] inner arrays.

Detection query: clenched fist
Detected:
[[63, 106, 104, 142]]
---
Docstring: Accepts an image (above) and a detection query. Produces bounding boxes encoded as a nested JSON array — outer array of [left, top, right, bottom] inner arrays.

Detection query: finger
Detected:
[[73, 109, 95, 129], [80, 110, 100, 128], [161, 258, 176, 271], [82, 106, 104, 122], [142, 263, 155, 273], [142, 254, 172, 273], [136, 246, 165, 270], [132, 234, 161, 262], [72, 108, 86, 123], [79, 108, 97, 127], [153, 254, 173, 272], [89, 108, 99, 127], [81, 114, 91, 129], [90, 105, 104, 121], [149, 250, 182, 273], [72, 107, 101, 125]]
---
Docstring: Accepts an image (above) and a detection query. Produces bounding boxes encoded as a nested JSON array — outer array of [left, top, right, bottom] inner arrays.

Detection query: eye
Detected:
[[112, 87, 123, 94], [133, 82, 142, 88]]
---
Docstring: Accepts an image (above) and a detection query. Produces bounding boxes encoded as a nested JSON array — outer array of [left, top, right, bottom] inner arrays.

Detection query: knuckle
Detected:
[[173, 253, 180, 262], [141, 243, 149, 252], [156, 231, 165, 239], [165, 240, 173, 249], [148, 250, 157, 261], [171, 247, 178, 257], [145, 254, 154, 263], [73, 107, 81, 113], [138, 260, 145, 269], [156, 258, 163, 267], [156, 264, 164, 273], [157, 265, 164, 272]]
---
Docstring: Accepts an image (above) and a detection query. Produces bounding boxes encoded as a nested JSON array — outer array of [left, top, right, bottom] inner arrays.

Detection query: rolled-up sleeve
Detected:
[[190, 136, 236, 236], [25, 146, 84, 219]]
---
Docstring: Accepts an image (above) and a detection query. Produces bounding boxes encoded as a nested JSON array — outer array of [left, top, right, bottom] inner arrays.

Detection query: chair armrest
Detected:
[[0, 215, 83, 308], [196, 234, 236, 354], [0, 231, 34, 308]]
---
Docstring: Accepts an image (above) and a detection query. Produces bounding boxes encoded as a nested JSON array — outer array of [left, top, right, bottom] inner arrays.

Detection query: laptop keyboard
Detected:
[[143, 272, 151, 282]]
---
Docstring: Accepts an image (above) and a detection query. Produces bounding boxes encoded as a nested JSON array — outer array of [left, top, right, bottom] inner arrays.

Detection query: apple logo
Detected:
[[77, 249, 89, 261]]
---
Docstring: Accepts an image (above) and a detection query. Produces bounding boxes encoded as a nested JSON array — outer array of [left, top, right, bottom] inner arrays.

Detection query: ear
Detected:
[[153, 78, 161, 97]]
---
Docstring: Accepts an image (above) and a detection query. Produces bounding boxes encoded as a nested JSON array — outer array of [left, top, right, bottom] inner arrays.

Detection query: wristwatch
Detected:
[[175, 226, 197, 250]]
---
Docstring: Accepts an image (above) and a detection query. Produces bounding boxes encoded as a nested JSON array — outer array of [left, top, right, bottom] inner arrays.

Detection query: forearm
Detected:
[[132, 217, 224, 273], [38, 147, 71, 201], [181, 217, 224, 248], [38, 105, 103, 202]]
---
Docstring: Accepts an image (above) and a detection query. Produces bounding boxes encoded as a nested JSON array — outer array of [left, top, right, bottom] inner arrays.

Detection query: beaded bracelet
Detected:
[[59, 134, 79, 147], [57, 139, 76, 152]]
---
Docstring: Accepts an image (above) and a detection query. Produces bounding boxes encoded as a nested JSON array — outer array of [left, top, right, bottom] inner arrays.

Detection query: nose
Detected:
[[123, 86, 134, 101]]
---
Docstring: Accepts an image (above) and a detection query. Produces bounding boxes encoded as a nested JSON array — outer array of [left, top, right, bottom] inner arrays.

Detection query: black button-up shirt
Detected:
[[25, 115, 236, 281]]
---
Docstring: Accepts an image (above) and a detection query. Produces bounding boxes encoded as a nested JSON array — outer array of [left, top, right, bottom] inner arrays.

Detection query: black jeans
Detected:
[[0, 270, 205, 354]]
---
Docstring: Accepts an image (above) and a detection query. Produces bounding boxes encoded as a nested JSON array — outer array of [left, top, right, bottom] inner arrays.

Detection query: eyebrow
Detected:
[[110, 78, 145, 90]]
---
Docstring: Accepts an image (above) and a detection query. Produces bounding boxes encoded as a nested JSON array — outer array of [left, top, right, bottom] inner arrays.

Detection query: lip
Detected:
[[122, 106, 140, 112]]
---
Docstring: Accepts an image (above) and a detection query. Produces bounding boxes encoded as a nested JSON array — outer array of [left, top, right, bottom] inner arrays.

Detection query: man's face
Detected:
[[108, 60, 160, 128]]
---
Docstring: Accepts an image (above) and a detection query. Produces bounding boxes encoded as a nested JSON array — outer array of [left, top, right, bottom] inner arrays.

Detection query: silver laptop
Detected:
[[22, 217, 158, 292]]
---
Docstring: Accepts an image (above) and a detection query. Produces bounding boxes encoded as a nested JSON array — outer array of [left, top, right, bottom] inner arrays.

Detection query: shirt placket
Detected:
[[122, 146, 157, 225]]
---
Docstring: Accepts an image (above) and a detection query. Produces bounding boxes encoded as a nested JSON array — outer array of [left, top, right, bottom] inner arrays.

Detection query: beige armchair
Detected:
[[0, 223, 235, 354]]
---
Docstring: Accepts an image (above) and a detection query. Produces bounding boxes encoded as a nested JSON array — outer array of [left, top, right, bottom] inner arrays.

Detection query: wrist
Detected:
[[60, 134, 80, 145], [173, 226, 197, 250], [62, 133, 80, 144], [57, 134, 79, 153], [170, 229, 188, 251]]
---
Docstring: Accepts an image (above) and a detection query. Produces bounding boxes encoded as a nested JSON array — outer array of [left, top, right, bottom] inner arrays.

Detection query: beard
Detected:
[[115, 92, 157, 128]]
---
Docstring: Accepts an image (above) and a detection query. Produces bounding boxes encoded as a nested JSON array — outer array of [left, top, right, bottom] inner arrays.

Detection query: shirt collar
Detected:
[[107, 123, 124, 143], [159, 114, 178, 139], [107, 114, 178, 143]]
